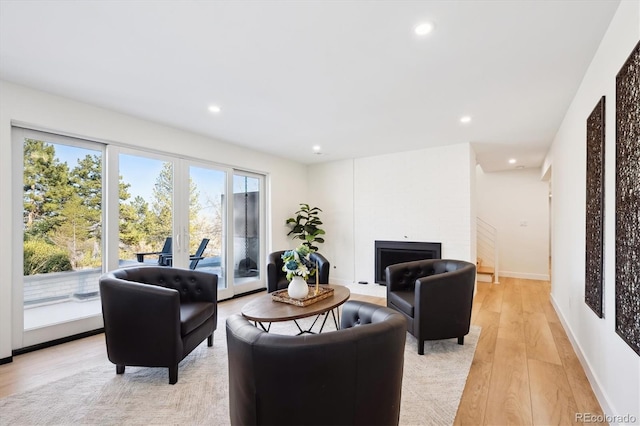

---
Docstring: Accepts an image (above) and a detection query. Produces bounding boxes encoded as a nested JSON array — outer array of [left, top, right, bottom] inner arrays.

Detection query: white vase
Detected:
[[287, 276, 309, 299]]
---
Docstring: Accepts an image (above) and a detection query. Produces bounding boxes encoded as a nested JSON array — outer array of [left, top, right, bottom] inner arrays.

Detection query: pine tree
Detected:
[[23, 139, 73, 238], [148, 162, 202, 253], [149, 162, 174, 245]]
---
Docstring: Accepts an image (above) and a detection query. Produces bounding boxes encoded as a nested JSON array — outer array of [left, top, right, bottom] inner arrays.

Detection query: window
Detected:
[[232, 173, 262, 287], [20, 130, 104, 332], [13, 128, 266, 347]]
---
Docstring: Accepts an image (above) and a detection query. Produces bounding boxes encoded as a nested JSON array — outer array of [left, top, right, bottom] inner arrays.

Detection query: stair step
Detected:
[[478, 266, 494, 274], [478, 266, 495, 283]]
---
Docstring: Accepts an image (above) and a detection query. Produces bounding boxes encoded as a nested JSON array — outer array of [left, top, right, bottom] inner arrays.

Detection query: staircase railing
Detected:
[[477, 217, 499, 284]]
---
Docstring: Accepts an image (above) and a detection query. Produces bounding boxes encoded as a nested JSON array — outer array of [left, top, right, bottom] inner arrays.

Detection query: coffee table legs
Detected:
[[254, 321, 271, 332], [255, 307, 341, 335]]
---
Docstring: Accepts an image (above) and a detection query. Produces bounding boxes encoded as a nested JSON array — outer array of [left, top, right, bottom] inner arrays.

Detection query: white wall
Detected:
[[306, 159, 355, 285], [476, 166, 550, 280], [309, 143, 476, 285], [547, 0, 639, 422], [0, 80, 307, 359]]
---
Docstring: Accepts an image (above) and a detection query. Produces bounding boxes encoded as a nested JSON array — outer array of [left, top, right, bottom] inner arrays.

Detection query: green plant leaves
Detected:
[[285, 203, 325, 250]]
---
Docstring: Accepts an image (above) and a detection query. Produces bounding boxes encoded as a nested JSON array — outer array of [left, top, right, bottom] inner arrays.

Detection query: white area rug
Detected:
[[0, 313, 480, 426]]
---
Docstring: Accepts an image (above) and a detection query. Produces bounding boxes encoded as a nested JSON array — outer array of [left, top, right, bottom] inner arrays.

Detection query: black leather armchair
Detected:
[[226, 300, 407, 426], [267, 250, 330, 293], [99, 266, 218, 384], [386, 259, 476, 355]]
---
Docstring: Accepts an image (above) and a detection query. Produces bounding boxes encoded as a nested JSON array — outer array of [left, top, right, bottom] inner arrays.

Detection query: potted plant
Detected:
[[285, 203, 325, 251]]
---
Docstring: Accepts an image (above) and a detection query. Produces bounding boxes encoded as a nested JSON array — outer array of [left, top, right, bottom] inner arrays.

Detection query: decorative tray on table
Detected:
[[271, 286, 335, 307]]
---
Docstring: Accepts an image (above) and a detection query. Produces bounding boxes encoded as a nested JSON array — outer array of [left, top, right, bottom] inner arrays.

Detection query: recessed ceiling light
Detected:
[[414, 22, 434, 36], [509, 158, 517, 164], [208, 105, 221, 113], [312, 145, 321, 152], [460, 116, 471, 124]]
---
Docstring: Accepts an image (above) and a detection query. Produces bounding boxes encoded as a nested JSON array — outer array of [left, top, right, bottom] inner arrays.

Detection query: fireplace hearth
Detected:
[[375, 240, 442, 285]]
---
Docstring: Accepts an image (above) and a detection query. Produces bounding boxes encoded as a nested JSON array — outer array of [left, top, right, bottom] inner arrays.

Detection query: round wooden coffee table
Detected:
[[241, 285, 350, 334]]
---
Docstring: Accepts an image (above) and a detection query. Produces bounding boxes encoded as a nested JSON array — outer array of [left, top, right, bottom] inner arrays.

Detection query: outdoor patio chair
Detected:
[[135, 237, 172, 265], [159, 238, 210, 270]]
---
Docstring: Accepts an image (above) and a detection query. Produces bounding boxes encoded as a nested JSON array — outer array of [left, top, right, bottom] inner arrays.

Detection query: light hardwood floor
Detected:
[[456, 278, 605, 426], [0, 278, 605, 425]]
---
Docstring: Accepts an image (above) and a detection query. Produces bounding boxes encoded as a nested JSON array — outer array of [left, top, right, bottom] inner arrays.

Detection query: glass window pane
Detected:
[[118, 154, 173, 266], [233, 174, 260, 285], [23, 138, 103, 329], [189, 165, 226, 288]]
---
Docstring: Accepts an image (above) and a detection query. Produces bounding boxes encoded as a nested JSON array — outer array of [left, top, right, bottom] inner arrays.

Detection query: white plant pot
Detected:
[[287, 276, 309, 299]]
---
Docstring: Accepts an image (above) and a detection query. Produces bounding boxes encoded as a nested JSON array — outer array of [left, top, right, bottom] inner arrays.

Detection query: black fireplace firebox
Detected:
[[375, 240, 442, 285]]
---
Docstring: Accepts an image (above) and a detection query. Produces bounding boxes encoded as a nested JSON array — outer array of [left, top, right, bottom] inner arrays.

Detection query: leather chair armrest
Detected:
[[267, 262, 279, 293], [100, 277, 182, 365], [309, 252, 330, 284], [267, 251, 285, 293], [414, 264, 476, 325], [414, 265, 476, 300]]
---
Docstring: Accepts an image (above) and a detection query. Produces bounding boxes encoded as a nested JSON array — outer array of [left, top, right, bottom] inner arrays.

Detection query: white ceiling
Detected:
[[0, 0, 619, 172]]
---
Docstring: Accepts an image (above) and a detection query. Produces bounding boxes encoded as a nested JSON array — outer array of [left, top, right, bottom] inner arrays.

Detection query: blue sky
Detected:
[[53, 144, 257, 208], [55, 145, 162, 200], [119, 154, 169, 201]]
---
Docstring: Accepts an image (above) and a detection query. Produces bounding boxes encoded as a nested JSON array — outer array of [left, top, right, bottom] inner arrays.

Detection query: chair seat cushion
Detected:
[[388, 290, 415, 318], [180, 302, 215, 336]]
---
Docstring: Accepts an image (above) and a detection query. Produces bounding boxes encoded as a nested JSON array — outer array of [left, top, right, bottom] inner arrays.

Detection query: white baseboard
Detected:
[[549, 294, 616, 422], [345, 282, 386, 298], [499, 270, 550, 281], [329, 277, 356, 286]]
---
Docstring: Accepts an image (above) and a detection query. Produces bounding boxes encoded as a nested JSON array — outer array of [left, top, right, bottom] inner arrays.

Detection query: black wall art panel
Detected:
[[585, 96, 605, 318], [615, 40, 640, 356]]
